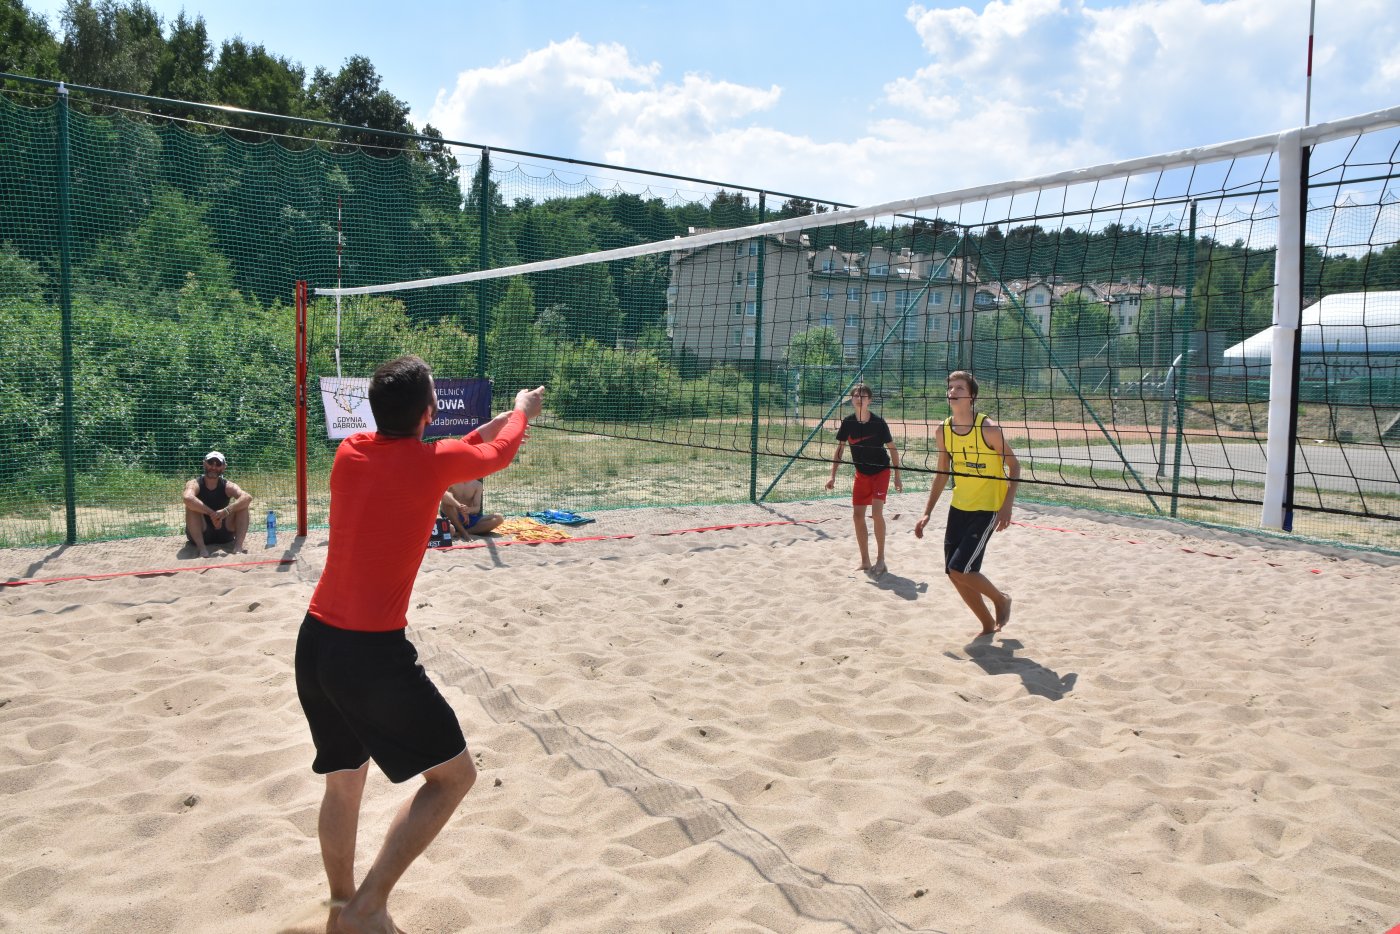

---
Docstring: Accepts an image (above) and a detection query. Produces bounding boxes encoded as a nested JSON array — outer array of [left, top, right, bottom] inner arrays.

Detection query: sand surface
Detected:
[[3, 498, 1399, 933]]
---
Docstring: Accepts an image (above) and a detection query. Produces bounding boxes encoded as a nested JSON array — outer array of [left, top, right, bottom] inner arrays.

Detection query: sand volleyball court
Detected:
[[2, 498, 1399, 933]]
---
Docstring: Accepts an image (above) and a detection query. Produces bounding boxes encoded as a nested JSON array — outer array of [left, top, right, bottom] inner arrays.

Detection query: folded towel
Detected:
[[527, 510, 596, 526]]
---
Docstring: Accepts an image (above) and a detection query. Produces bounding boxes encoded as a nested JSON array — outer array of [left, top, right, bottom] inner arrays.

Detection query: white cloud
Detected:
[[422, 6, 1397, 209], [426, 37, 780, 172]]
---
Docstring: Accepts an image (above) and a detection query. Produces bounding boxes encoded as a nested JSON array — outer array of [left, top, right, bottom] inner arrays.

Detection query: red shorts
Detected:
[[851, 469, 891, 507]]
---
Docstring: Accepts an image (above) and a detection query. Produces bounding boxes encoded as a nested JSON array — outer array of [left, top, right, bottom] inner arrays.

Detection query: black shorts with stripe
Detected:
[[943, 506, 998, 574], [294, 613, 466, 783]]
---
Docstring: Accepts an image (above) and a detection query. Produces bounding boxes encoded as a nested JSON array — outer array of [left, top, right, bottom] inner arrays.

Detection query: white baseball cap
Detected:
[[204, 451, 226, 464]]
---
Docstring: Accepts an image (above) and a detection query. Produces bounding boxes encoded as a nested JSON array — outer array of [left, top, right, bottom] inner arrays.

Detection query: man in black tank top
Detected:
[[182, 451, 252, 556]]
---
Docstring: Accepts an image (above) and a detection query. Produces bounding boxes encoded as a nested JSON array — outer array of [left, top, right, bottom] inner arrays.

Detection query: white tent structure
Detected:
[[1221, 290, 1400, 381]]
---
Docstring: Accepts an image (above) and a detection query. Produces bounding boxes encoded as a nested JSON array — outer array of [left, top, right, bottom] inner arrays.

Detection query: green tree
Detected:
[[150, 11, 211, 102], [487, 279, 553, 395], [710, 190, 756, 229], [618, 254, 668, 342], [309, 55, 413, 153], [59, 0, 166, 93], [1, 0, 62, 79], [1050, 293, 1114, 379], [787, 326, 843, 402], [972, 307, 1045, 390], [210, 38, 310, 126], [78, 186, 233, 312]]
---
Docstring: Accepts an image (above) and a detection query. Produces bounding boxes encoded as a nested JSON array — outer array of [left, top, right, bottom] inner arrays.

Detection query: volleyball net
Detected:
[[306, 107, 1400, 550], [2, 74, 1398, 553]]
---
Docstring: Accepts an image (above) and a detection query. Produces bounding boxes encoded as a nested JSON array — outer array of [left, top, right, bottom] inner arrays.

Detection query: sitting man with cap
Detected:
[[183, 451, 252, 557]]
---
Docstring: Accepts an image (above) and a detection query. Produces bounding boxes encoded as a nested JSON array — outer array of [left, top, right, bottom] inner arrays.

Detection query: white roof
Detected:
[[1221, 290, 1400, 361]]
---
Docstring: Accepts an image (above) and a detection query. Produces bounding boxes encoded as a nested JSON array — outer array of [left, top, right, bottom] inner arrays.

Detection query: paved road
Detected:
[[1021, 437, 1400, 498]]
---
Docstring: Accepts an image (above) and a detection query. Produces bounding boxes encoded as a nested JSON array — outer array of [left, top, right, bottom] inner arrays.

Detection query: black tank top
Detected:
[[194, 476, 230, 511]]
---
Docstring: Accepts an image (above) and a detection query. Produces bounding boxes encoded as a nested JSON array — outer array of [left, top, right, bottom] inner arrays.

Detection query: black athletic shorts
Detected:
[[294, 613, 466, 783], [189, 518, 235, 545], [944, 506, 998, 574]]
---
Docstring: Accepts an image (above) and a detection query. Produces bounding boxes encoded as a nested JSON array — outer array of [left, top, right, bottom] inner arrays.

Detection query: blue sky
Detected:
[[23, 0, 1400, 205]]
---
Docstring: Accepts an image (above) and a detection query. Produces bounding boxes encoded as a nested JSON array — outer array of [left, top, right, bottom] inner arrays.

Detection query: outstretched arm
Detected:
[[465, 411, 513, 444]]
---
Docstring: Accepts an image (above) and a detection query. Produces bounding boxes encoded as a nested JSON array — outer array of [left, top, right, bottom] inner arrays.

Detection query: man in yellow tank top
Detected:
[[914, 370, 1020, 636]]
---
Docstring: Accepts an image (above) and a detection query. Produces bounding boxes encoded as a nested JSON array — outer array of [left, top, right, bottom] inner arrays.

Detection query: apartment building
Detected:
[[667, 232, 980, 365]]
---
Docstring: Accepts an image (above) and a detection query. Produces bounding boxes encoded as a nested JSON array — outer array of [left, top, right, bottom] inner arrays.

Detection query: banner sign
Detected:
[[320, 377, 373, 439], [319, 377, 491, 440], [424, 378, 492, 438]]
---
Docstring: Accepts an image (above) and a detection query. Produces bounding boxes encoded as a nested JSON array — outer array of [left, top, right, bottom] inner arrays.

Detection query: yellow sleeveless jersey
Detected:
[[942, 413, 1008, 512]]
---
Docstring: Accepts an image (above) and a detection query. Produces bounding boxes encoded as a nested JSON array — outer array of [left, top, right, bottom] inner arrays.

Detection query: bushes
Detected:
[[550, 340, 692, 420]]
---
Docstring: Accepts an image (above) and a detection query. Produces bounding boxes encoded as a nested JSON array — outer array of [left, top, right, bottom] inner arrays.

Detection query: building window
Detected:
[[870, 263, 889, 276], [731, 327, 743, 346], [745, 326, 755, 343], [904, 316, 920, 340], [819, 287, 835, 301], [734, 271, 745, 286], [745, 301, 756, 317], [952, 291, 961, 307], [734, 241, 759, 256], [847, 287, 861, 302], [927, 316, 941, 336], [870, 290, 886, 304], [845, 314, 859, 328], [734, 302, 744, 316], [821, 258, 836, 272], [951, 315, 962, 333], [1034, 293, 1046, 305], [894, 290, 915, 312], [748, 271, 758, 287], [820, 313, 834, 327], [931, 292, 943, 305]]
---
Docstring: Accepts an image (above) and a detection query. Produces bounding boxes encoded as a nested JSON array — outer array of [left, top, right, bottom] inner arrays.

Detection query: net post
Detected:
[[749, 193, 767, 503], [1262, 130, 1305, 529], [295, 280, 309, 537], [1169, 202, 1198, 516], [57, 82, 78, 545], [476, 148, 491, 379]]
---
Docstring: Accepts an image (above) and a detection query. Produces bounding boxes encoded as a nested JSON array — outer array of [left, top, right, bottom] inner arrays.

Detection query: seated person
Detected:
[[440, 479, 504, 537], [183, 451, 251, 556]]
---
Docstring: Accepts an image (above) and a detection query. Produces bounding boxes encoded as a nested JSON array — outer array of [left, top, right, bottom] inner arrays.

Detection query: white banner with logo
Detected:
[[319, 377, 375, 439]]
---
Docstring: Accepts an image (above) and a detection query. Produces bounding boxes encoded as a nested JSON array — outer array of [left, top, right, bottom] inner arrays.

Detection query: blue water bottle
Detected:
[[266, 510, 277, 548]]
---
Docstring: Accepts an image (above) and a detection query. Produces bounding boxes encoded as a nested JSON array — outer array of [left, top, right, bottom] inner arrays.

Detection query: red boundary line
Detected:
[[6, 518, 1319, 586], [4, 558, 297, 588], [0, 517, 833, 588], [436, 518, 834, 551]]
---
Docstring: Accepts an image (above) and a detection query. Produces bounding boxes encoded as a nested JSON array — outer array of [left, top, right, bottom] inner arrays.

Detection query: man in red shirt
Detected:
[[295, 355, 543, 934]]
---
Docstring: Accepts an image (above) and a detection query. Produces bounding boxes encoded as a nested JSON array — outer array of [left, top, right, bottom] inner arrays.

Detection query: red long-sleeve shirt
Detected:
[[308, 412, 526, 632]]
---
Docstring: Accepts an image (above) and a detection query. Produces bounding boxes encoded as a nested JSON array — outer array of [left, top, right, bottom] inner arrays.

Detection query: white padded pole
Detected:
[[1261, 129, 1304, 529]]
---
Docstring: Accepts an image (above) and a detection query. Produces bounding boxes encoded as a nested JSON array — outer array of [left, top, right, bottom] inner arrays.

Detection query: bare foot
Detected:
[[326, 900, 346, 934], [994, 595, 1013, 632], [334, 901, 400, 934], [856, 562, 871, 572], [866, 561, 887, 578], [197, 548, 210, 559]]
